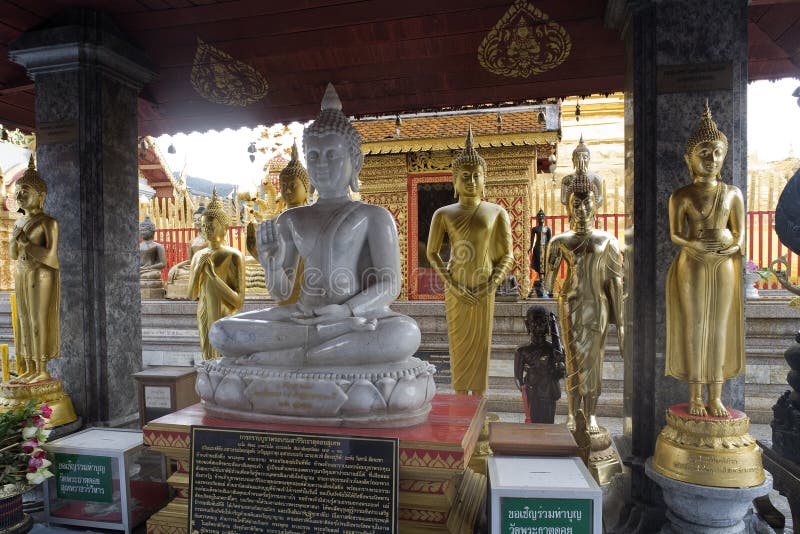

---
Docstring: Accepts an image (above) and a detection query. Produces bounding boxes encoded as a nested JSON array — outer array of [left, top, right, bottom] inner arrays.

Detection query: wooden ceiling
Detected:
[[0, 0, 798, 136]]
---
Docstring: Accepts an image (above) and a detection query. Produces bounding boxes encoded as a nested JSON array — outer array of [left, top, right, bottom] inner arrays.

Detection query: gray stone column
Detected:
[[608, 0, 748, 530], [9, 9, 155, 425]]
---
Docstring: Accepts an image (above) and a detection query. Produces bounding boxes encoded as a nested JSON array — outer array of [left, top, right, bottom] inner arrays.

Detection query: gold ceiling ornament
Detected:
[[478, 0, 571, 78], [190, 38, 269, 106]]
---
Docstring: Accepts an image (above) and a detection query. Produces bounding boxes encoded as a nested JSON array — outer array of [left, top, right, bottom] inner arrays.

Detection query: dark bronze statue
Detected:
[[514, 305, 565, 423], [529, 209, 552, 297]]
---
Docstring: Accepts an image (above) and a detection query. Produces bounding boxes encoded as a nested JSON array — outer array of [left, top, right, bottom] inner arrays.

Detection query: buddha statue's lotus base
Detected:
[[0, 378, 77, 428], [196, 357, 436, 428], [653, 403, 765, 488]]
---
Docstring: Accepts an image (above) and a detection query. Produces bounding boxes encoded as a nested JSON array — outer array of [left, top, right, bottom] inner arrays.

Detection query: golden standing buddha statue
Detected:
[[544, 152, 624, 485], [189, 189, 246, 360], [1, 156, 76, 426], [274, 141, 309, 305], [653, 103, 762, 488], [427, 126, 513, 395], [665, 103, 745, 417]]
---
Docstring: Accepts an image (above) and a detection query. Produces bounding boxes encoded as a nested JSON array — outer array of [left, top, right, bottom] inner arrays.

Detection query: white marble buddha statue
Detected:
[[196, 83, 434, 427]]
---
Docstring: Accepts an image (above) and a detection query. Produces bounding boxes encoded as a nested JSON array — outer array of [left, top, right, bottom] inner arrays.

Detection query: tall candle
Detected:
[[1, 344, 9, 383]]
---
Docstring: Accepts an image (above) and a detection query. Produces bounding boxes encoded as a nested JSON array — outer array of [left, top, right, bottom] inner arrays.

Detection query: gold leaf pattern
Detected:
[[190, 38, 268, 106], [478, 0, 571, 78]]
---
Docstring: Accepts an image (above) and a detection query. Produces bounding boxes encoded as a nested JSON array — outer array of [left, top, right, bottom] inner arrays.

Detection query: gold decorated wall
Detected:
[[359, 145, 538, 300]]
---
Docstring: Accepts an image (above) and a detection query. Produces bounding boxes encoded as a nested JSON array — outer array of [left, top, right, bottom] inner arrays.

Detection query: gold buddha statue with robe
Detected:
[[652, 103, 762, 489], [189, 189, 246, 360], [665, 103, 745, 418], [427, 126, 513, 395], [1, 156, 76, 426], [544, 152, 624, 485], [246, 141, 310, 305]]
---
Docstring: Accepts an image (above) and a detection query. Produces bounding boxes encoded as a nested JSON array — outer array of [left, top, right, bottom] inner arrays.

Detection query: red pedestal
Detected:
[[144, 394, 487, 533]]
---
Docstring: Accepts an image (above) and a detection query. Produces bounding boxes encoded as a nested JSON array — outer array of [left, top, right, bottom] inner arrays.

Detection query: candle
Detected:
[[1, 344, 9, 383]]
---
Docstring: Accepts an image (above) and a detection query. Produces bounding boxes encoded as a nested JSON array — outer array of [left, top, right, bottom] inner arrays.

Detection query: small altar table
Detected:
[[144, 394, 487, 533]]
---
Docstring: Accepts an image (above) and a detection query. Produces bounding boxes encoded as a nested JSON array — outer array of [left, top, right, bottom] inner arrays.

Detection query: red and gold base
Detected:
[[144, 394, 487, 534], [653, 403, 765, 488], [0, 378, 76, 428]]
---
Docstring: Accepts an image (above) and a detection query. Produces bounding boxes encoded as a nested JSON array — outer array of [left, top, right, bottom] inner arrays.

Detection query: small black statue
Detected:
[[529, 209, 552, 297], [514, 305, 566, 423]]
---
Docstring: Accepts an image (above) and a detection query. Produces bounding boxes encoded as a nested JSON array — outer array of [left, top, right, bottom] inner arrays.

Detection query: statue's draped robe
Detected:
[[190, 247, 243, 360], [440, 203, 513, 393], [14, 213, 60, 361], [556, 231, 621, 405], [666, 182, 744, 383]]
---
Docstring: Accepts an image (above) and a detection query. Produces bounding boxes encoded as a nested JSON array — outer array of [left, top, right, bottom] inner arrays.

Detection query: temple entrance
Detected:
[[409, 175, 453, 299]]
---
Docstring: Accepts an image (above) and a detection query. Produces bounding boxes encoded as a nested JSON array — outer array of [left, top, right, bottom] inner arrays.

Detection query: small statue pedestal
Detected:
[[652, 404, 764, 488], [587, 426, 622, 486], [164, 278, 189, 300], [646, 459, 771, 534], [0, 378, 77, 428], [243, 255, 269, 298]]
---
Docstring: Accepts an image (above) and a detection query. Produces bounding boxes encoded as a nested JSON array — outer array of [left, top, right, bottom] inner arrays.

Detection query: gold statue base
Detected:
[[468, 412, 500, 476], [587, 426, 622, 486], [0, 378, 77, 428], [653, 403, 764, 488]]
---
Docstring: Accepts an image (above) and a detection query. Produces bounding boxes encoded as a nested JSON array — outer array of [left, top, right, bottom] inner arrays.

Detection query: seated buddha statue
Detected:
[[139, 216, 167, 298], [198, 84, 433, 426], [166, 205, 207, 299]]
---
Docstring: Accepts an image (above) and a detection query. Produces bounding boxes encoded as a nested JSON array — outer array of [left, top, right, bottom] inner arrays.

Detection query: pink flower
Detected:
[[40, 405, 52, 419], [22, 439, 39, 454], [30, 415, 45, 428], [33, 450, 46, 460], [747, 260, 758, 271], [27, 465, 37, 473], [28, 457, 43, 469]]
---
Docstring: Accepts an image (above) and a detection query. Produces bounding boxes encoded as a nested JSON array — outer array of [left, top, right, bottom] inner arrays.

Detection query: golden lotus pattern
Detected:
[[190, 38, 268, 106], [478, 0, 571, 78]]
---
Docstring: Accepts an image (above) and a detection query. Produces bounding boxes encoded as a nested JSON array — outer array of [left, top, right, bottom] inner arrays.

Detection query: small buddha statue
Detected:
[[529, 208, 552, 297], [139, 216, 167, 299], [9, 156, 60, 384], [544, 177, 623, 431], [196, 84, 432, 426], [427, 126, 514, 395], [275, 140, 309, 304], [189, 189, 246, 361], [560, 135, 604, 209], [514, 306, 566, 424], [166, 205, 207, 299], [665, 103, 745, 418]]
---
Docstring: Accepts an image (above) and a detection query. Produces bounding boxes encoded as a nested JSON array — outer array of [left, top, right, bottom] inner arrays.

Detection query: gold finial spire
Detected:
[[17, 153, 47, 194], [685, 101, 728, 156], [205, 185, 230, 228], [453, 124, 486, 170], [279, 139, 310, 192]]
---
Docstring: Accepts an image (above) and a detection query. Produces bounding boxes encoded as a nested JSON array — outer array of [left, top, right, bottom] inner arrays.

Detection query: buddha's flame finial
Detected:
[[28, 154, 35, 170], [290, 139, 299, 162], [321, 83, 342, 111]]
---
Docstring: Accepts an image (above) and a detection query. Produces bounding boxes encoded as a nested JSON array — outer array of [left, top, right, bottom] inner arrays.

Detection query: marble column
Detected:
[[9, 9, 155, 425], [607, 0, 748, 530]]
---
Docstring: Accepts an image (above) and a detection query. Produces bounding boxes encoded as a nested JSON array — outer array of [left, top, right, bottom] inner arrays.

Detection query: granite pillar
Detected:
[[607, 0, 748, 531], [9, 9, 155, 425]]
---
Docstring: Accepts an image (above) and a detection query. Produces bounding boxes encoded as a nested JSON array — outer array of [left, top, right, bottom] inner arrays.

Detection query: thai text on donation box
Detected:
[[43, 428, 168, 534], [488, 456, 602, 534]]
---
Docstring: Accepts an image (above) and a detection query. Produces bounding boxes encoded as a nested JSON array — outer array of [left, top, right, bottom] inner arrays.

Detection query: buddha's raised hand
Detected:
[[257, 218, 284, 269]]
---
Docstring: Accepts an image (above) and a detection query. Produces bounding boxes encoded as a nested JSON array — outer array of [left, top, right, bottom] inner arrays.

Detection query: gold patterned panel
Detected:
[[486, 183, 529, 298], [190, 38, 268, 106], [478, 0, 571, 78], [408, 151, 454, 174]]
